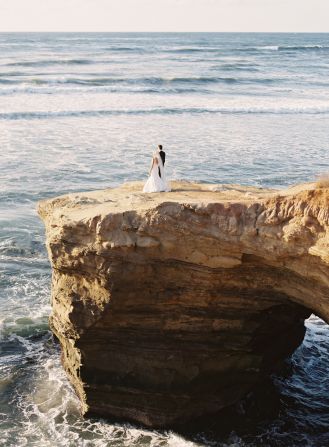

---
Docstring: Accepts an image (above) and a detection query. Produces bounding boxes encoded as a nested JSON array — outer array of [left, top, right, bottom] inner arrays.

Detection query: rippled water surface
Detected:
[[1, 32, 329, 446]]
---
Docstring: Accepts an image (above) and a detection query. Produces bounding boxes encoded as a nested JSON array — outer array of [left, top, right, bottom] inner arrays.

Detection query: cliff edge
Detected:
[[38, 180, 329, 427]]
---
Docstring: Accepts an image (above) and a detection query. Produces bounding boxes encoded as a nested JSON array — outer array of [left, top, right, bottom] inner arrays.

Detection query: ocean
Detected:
[[1, 32, 329, 446]]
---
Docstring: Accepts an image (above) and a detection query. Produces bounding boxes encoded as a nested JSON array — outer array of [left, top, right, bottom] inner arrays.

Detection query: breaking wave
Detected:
[[2, 104, 329, 120]]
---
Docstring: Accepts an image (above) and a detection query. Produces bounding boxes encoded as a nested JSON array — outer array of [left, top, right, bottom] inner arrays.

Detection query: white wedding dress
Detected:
[[143, 152, 171, 193]]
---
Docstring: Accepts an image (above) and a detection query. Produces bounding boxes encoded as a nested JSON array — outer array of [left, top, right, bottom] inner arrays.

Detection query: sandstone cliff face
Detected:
[[38, 181, 329, 427]]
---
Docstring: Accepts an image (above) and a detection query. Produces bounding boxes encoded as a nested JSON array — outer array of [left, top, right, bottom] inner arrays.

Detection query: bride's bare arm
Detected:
[[149, 158, 155, 175]]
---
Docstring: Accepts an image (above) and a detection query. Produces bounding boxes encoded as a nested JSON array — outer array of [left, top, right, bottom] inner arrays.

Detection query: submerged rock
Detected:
[[38, 180, 329, 427]]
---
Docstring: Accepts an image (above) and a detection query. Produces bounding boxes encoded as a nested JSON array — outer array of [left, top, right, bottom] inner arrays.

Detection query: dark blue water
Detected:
[[1, 32, 329, 446]]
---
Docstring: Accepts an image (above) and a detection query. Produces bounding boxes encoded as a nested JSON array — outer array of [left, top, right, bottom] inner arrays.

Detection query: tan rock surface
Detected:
[[38, 180, 329, 427]]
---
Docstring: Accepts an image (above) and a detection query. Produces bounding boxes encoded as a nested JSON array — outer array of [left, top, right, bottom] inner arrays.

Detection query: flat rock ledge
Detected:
[[38, 180, 329, 427]]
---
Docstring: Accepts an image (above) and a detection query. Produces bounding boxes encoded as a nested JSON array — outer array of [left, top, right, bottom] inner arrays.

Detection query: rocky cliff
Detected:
[[38, 181, 329, 427]]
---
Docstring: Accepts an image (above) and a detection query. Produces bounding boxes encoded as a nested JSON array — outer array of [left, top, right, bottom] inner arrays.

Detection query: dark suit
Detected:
[[158, 150, 166, 178]]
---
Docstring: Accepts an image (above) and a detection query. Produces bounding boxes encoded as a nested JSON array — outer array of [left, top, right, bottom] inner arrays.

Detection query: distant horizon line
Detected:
[[1, 31, 329, 34]]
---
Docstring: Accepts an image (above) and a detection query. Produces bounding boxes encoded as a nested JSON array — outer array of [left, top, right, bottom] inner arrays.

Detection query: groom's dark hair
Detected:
[[158, 144, 163, 150]]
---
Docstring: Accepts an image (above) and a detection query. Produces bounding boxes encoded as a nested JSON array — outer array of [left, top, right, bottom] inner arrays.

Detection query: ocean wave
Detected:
[[250, 45, 279, 51], [60, 76, 232, 86], [0, 237, 44, 258], [0, 78, 20, 85], [0, 86, 210, 96], [0, 75, 276, 88], [163, 47, 219, 54], [278, 44, 329, 51], [2, 105, 329, 120], [0, 76, 205, 86], [105, 45, 147, 52], [164, 76, 238, 84], [240, 44, 329, 52], [218, 63, 260, 72], [6, 58, 93, 67], [260, 45, 279, 51]]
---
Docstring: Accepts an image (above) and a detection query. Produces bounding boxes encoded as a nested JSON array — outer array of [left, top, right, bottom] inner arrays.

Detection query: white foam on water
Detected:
[[255, 45, 279, 51], [1, 333, 203, 446]]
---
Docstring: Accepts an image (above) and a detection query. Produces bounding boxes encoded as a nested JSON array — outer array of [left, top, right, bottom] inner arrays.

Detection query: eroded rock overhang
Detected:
[[38, 181, 329, 427]]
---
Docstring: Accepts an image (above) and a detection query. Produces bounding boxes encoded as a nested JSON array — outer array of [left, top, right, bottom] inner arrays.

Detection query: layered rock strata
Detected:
[[38, 181, 329, 427]]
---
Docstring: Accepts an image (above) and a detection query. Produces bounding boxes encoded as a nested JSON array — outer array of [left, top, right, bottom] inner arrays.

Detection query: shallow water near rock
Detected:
[[1, 32, 329, 446]]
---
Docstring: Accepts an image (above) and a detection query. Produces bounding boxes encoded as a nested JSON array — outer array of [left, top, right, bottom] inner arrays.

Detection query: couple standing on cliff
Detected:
[[143, 144, 171, 193]]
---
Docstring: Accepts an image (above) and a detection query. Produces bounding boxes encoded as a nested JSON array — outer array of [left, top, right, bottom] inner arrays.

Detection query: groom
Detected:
[[158, 144, 166, 178]]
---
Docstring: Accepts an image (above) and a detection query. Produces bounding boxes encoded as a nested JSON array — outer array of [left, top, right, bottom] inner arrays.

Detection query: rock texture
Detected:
[[38, 181, 329, 427]]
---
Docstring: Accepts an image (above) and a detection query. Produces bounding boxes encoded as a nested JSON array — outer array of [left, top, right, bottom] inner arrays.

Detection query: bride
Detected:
[[143, 147, 171, 193]]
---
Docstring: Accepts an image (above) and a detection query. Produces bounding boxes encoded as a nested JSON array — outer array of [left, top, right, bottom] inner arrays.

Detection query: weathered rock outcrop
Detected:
[[38, 181, 329, 427]]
